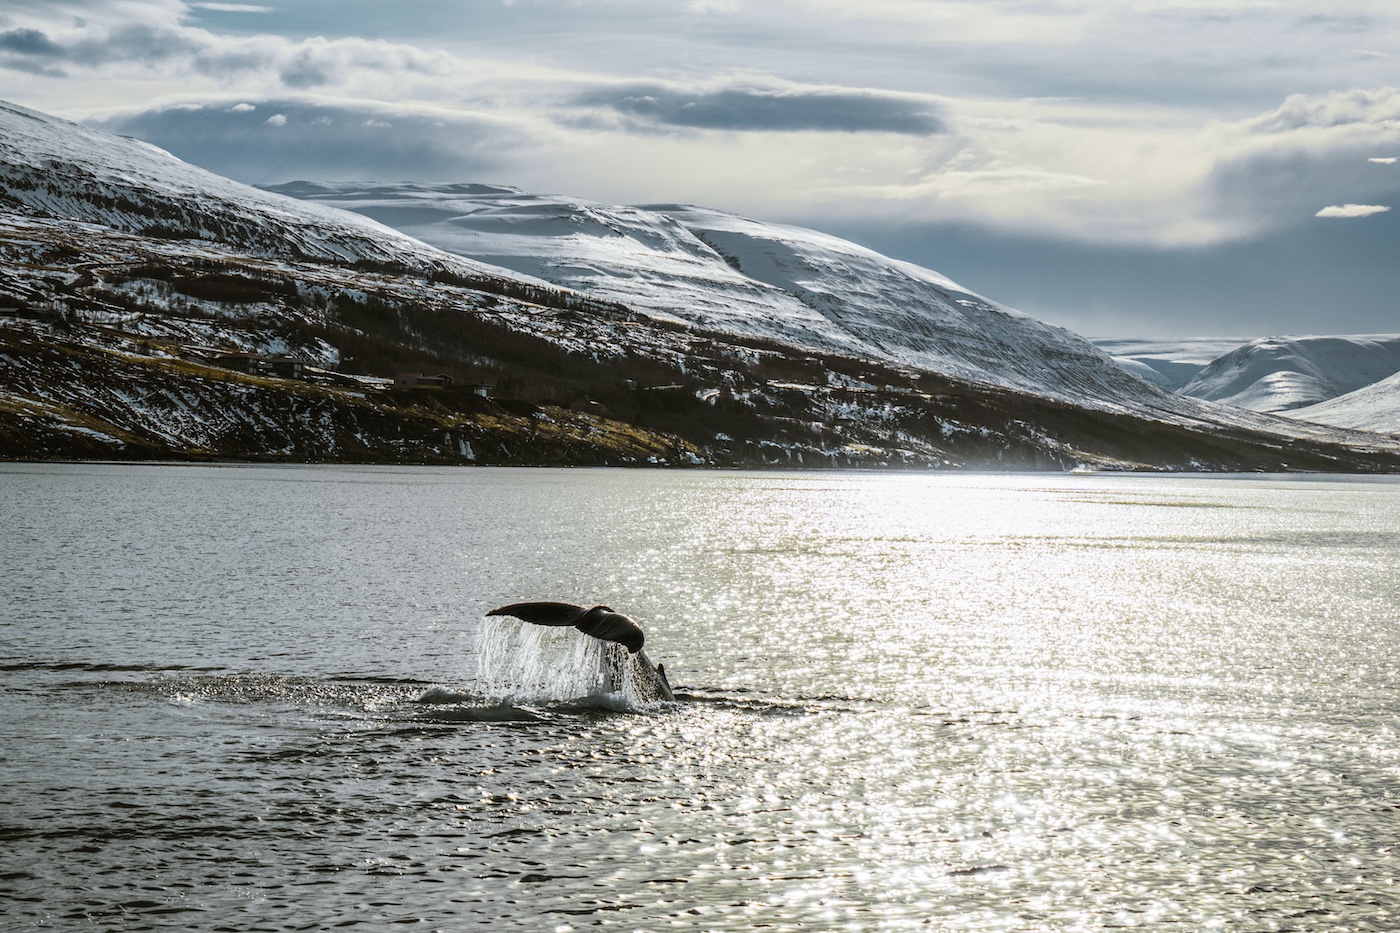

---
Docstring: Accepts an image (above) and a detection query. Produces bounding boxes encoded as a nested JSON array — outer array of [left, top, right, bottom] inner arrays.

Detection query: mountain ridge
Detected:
[[1179, 334, 1400, 414], [1292, 370, 1400, 434], [2, 98, 1398, 470], [1094, 335, 1400, 436], [267, 179, 1400, 450], [265, 181, 1168, 410]]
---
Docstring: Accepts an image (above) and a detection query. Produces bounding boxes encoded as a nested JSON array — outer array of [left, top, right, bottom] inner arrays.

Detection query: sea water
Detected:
[[2, 463, 1400, 931]]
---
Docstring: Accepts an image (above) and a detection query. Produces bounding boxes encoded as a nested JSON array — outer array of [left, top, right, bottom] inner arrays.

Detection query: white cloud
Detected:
[[686, 0, 742, 12], [1370, 156, 1398, 164], [795, 0, 1093, 46], [191, 3, 272, 11], [1247, 87, 1400, 133], [1315, 203, 1391, 218], [6, 1, 1400, 252]]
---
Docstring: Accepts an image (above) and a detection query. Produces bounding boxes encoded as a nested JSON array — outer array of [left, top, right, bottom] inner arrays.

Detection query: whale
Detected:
[[485, 602, 675, 702]]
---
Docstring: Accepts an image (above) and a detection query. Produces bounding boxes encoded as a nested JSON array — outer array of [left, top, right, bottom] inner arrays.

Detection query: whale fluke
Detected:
[[484, 601, 674, 702], [486, 601, 646, 654]]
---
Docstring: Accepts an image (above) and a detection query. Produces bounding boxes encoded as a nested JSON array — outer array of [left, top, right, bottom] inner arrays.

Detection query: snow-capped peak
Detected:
[[0, 101, 526, 281], [266, 181, 1165, 407], [1180, 334, 1400, 412]]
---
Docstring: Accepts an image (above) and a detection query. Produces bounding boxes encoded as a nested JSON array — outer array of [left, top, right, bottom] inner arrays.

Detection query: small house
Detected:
[[264, 356, 305, 379], [210, 352, 307, 380], [394, 372, 454, 390], [211, 351, 264, 374]]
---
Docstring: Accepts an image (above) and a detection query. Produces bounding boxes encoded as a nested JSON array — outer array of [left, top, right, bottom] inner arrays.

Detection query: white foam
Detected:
[[475, 617, 637, 708]]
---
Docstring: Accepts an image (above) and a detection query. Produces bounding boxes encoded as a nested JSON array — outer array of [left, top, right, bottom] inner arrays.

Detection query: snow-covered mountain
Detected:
[[265, 182, 1170, 409], [0, 101, 540, 286], [268, 181, 1400, 454], [3, 97, 1399, 469], [1090, 334, 1400, 436], [1092, 337, 1251, 390], [1288, 372, 1400, 435], [1179, 335, 1400, 413]]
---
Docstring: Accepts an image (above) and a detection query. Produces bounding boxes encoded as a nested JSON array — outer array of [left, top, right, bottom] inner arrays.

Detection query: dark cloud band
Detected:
[[91, 100, 525, 184], [574, 83, 946, 136], [0, 28, 64, 58]]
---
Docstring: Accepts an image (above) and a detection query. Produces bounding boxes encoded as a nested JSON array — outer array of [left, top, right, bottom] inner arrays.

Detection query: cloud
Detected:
[[1315, 203, 1390, 218], [0, 26, 68, 74], [90, 98, 537, 184], [1193, 86, 1400, 239], [5, 0, 1400, 338], [572, 82, 947, 136], [0, 27, 64, 58], [0, 22, 201, 74], [79, 81, 1400, 254], [0, 6, 459, 95], [1247, 87, 1400, 133], [7, 2, 1400, 258], [838, 209, 1400, 339]]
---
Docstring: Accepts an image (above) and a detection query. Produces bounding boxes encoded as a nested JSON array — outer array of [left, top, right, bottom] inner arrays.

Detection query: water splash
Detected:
[[475, 617, 647, 709]]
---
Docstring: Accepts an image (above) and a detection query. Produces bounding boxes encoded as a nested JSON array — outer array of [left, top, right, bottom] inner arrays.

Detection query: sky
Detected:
[[1, 0, 1398, 339]]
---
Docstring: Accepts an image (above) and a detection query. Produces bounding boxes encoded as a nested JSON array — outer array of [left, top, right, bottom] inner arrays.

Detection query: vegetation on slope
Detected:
[[3, 213, 1399, 471]]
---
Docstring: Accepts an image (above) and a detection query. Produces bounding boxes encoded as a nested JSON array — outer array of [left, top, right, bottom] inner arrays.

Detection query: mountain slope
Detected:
[[265, 182, 1167, 409], [3, 99, 1400, 470], [1179, 335, 1400, 412], [0, 211, 707, 466], [0, 101, 551, 287], [267, 180, 1400, 455], [1289, 372, 1400, 435]]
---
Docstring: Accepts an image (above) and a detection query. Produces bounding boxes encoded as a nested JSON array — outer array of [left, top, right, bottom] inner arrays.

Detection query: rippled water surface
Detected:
[[3, 463, 1400, 931]]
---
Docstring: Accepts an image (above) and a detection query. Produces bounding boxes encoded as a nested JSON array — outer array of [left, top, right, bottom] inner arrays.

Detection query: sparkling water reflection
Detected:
[[2, 464, 1399, 930]]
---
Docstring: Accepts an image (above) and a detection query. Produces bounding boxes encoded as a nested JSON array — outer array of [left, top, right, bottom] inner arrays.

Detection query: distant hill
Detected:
[[267, 182, 1171, 409], [1092, 338, 1251, 391], [1290, 370, 1400, 435], [1178, 334, 1400, 413], [1090, 334, 1400, 436]]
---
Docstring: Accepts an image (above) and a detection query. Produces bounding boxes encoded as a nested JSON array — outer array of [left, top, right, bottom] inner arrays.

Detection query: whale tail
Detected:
[[483, 601, 674, 703], [486, 601, 646, 654]]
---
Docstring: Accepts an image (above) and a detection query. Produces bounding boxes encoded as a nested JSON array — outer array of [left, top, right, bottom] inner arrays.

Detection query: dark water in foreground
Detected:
[[3, 463, 1400, 931]]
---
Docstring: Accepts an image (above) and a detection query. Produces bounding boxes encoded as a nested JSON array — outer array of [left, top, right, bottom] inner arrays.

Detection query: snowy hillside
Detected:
[[0, 101, 537, 284], [1289, 372, 1400, 435], [1179, 335, 1400, 412], [266, 182, 1168, 409], [4, 97, 1400, 470], [1094, 334, 1400, 435]]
